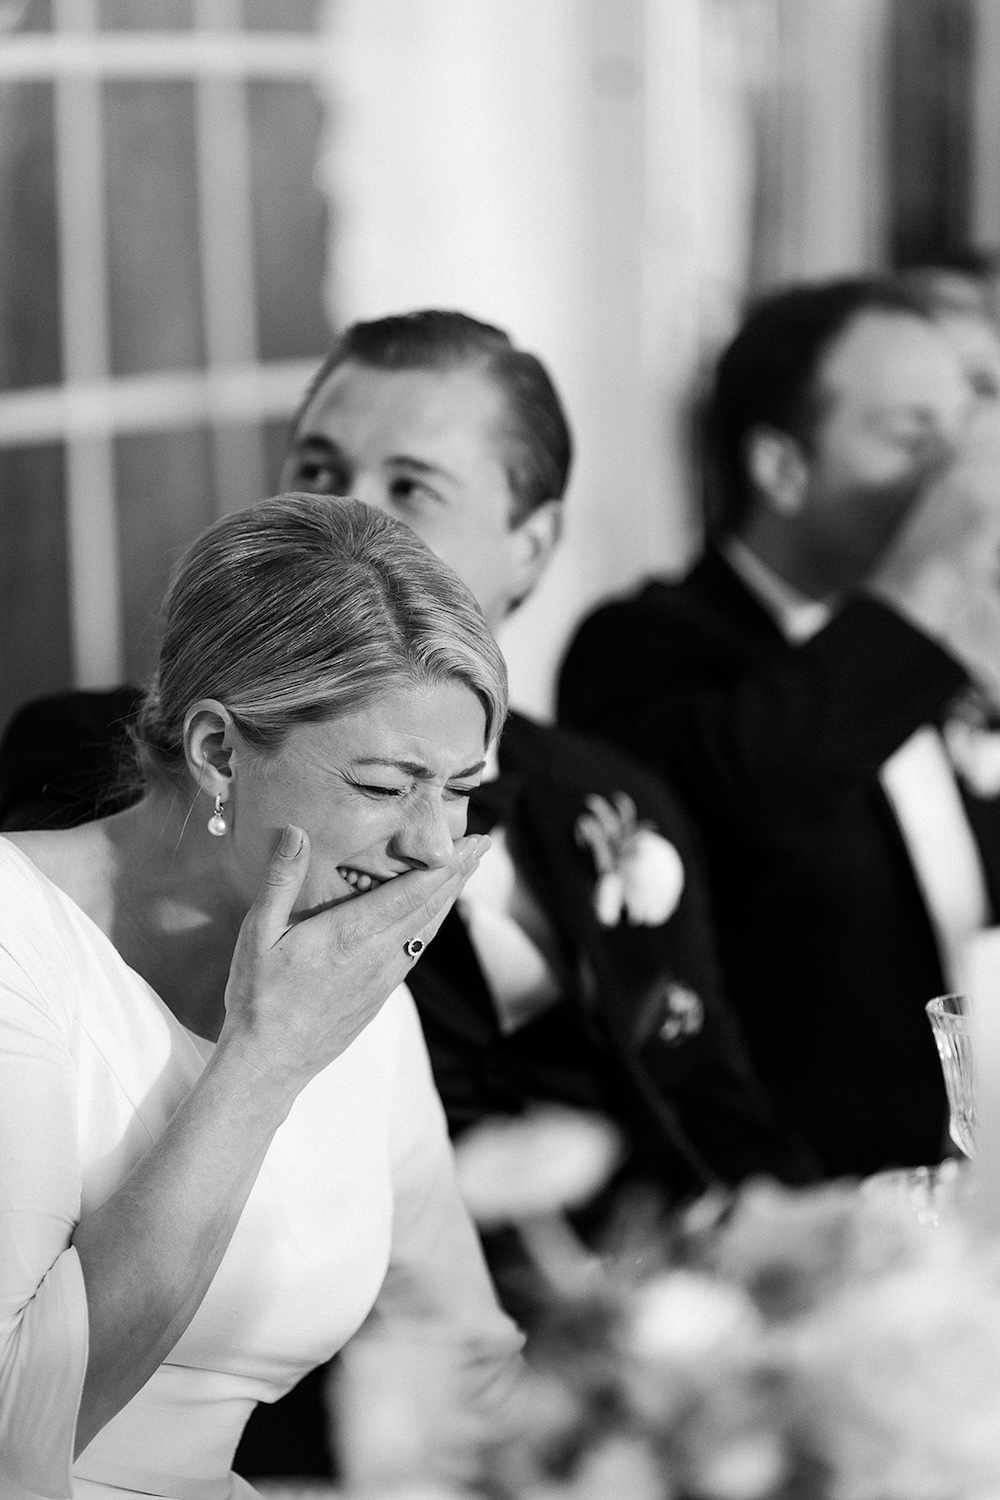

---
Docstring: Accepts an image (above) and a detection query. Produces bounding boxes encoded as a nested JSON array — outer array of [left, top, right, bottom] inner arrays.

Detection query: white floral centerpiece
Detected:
[[453, 1111, 1000, 1500]]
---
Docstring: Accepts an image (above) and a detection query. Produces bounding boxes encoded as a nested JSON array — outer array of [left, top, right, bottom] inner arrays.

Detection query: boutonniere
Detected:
[[575, 791, 685, 927], [944, 688, 1000, 799]]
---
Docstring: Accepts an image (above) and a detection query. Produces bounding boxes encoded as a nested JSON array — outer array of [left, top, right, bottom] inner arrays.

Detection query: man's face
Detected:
[[281, 359, 546, 633], [795, 308, 974, 577], [934, 307, 1000, 405]]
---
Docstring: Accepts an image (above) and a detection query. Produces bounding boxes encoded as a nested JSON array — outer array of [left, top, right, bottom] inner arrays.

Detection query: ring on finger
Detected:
[[404, 937, 425, 960]]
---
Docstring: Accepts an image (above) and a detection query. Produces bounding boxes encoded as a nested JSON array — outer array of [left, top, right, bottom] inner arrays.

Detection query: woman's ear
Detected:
[[183, 699, 236, 801]]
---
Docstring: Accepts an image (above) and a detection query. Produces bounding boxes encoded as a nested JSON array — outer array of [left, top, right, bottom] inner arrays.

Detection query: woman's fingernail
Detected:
[[279, 825, 304, 857], [465, 834, 491, 859]]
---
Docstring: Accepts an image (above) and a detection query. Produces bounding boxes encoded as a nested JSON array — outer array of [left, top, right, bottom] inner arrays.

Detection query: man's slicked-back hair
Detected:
[[702, 276, 930, 538], [294, 310, 573, 523]]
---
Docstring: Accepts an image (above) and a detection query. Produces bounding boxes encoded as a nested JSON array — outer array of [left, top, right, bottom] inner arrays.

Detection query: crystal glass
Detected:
[[861, 1159, 973, 1226], [926, 993, 976, 1158]]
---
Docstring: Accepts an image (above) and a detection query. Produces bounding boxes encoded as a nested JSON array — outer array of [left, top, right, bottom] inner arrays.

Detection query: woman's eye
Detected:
[[358, 783, 407, 798], [445, 786, 476, 802]]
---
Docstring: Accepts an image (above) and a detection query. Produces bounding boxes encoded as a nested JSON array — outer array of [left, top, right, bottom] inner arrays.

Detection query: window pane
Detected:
[[244, 0, 318, 32], [0, 83, 62, 390], [248, 79, 330, 362], [106, 80, 205, 376], [263, 413, 295, 491], [98, 0, 192, 30], [0, 444, 71, 726], [115, 425, 214, 685]]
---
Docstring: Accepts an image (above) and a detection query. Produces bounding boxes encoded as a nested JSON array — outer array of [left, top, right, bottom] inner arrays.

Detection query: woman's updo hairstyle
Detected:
[[132, 493, 508, 783]]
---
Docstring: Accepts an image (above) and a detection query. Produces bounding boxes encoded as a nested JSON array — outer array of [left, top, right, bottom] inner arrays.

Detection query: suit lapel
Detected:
[[408, 904, 501, 1046], [499, 714, 675, 1048]]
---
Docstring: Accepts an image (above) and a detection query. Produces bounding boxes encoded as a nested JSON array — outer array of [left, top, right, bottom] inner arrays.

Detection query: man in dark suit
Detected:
[[279, 310, 814, 1203], [560, 277, 1000, 1178]]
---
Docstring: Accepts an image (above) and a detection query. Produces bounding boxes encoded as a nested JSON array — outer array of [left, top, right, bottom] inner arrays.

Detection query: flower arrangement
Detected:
[[453, 1111, 1000, 1500]]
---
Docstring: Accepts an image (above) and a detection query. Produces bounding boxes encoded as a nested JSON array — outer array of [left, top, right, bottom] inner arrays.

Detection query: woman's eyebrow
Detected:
[[352, 756, 486, 779]]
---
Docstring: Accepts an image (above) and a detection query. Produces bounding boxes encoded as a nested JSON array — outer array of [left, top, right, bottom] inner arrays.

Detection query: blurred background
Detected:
[[0, 0, 997, 723]]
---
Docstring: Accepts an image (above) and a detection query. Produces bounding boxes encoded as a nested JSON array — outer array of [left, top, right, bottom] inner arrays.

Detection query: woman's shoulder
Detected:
[[0, 838, 82, 1028], [3, 824, 109, 916], [0, 832, 65, 906], [0, 835, 100, 995], [4, 822, 104, 888]]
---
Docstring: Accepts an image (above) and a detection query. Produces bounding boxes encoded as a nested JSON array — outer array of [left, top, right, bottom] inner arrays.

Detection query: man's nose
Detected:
[[350, 475, 390, 513], [392, 796, 456, 870]]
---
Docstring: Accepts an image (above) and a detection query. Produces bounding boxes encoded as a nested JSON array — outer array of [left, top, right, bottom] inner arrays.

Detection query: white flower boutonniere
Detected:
[[575, 791, 685, 927]]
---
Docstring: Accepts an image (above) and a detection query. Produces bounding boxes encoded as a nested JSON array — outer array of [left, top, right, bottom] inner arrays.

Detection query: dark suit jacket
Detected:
[[558, 547, 999, 1177], [0, 686, 143, 830]]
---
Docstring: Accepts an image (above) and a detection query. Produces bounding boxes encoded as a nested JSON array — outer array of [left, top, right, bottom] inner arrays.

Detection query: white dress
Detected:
[[0, 839, 519, 1500]]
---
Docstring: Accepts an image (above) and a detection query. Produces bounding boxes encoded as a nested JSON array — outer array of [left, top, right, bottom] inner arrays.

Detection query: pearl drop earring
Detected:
[[207, 793, 228, 837]]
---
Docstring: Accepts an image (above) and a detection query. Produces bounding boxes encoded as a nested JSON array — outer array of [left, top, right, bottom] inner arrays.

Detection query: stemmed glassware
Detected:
[[926, 993, 976, 1158]]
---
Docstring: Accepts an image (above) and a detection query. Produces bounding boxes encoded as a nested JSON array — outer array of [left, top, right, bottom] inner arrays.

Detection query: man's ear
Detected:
[[183, 699, 237, 802], [744, 426, 809, 517], [507, 499, 564, 610]]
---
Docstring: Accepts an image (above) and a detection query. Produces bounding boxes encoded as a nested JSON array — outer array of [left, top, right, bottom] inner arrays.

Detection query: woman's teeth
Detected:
[[338, 867, 381, 893]]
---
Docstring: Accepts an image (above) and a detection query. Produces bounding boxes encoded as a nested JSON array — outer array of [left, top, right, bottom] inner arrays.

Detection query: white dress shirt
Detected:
[[461, 745, 563, 1034]]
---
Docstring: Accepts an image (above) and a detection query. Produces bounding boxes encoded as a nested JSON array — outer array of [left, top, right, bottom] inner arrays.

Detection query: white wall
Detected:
[[317, 0, 714, 715], [315, 0, 891, 715]]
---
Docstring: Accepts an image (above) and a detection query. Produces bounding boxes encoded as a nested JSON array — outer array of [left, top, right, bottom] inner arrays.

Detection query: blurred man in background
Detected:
[[560, 276, 1000, 1178], [897, 251, 1000, 405]]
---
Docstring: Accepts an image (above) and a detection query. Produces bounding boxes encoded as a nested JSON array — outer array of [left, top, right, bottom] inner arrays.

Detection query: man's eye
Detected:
[[389, 477, 441, 509], [883, 428, 938, 461], [971, 370, 1000, 401], [292, 458, 351, 494]]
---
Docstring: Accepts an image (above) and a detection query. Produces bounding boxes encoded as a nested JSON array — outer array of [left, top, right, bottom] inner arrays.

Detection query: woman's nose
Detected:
[[392, 797, 457, 870]]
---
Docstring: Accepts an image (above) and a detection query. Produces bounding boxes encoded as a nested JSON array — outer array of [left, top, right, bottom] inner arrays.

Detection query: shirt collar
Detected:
[[721, 535, 835, 644], [482, 741, 501, 783]]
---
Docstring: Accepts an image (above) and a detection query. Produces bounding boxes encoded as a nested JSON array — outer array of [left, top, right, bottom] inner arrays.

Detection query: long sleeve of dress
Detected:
[[0, 930, 89, 1499]]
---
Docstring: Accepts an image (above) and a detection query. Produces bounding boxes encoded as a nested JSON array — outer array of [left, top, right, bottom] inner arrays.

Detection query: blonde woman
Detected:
[[0, 495, 519, 1499]]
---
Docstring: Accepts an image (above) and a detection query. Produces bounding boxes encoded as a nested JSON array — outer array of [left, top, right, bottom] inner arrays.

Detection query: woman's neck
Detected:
[[12, 792, 246, 1041], [111, 794, 247, 1039]]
